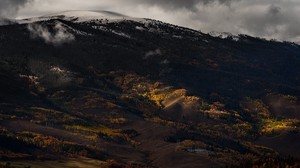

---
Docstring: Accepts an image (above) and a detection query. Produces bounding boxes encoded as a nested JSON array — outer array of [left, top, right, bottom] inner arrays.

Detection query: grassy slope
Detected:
[[0, 19, 300, 167]]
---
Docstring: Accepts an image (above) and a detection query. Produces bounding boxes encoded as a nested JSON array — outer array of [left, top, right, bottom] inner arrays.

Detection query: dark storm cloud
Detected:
[[133, 0, 238, 10], [236, 3, 300, 42], [269, 4, 281, 16], [0, 0, 32, 18]]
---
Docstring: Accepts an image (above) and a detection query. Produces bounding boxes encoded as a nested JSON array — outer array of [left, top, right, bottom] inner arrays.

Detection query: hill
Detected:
[[0, 10, 300, 167]]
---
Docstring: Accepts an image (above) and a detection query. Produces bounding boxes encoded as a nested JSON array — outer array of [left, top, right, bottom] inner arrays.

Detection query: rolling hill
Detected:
[[0, 10, 300, 168]]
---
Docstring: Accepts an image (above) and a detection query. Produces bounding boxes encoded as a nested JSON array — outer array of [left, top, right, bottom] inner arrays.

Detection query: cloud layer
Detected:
[[0, 0, 32, 18], [27, 22, 75, 45], [10, 0, 300, 43], [130, 0, 238, 10]]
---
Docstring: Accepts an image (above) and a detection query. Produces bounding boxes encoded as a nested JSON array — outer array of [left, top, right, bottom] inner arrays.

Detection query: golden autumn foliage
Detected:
[[14, 107, 80, 124], [261, 119, 299, 135], [64, 125, 138, 145]]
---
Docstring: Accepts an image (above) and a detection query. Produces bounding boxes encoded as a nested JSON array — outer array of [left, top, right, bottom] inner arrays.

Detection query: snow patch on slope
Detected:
[[209, 31, 240, 41], [111, 30, 131, 38]]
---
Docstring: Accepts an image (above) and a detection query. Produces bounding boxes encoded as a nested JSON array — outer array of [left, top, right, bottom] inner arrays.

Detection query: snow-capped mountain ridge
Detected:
[[14, 10, 300, 46], [18, 10, 147, 24]]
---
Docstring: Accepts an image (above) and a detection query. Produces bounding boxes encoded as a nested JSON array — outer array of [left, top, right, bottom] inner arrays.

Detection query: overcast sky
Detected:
[[2, 0, 300, 43]]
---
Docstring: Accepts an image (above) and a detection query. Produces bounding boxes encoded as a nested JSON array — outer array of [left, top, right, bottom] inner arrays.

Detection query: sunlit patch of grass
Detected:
[[82, 135, 98, 141], [227, 122, 253, 138], [0, 157, 106, 168], [204, 109, 230, 119], [176, 140, 207, 151], [64, 125, 121, 137], [147, 86, 174, 107], [64, 125, 138, 145], [261, 119, 299, 135], [108, 117, 127, 124], [111, 72, 214, 118], [10, 131, 98, 157], [17, 131, 62, 148], [14, 107, 82, 125]]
